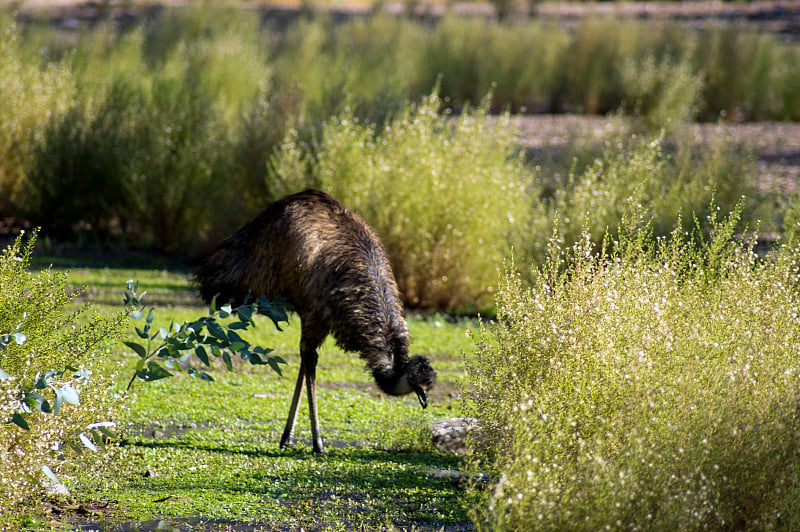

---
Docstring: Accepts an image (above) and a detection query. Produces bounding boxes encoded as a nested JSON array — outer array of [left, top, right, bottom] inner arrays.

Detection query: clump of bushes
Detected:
[[0, 232, 125, 524], [525, 130, 760, 265], [14, 7, 278, 252], [416, 16, 568, 112], [620, 54, 703, 133], [693, 25, 788, 121], [1, 8, 797, 310], [18, 10, 800, 122], [26, 75, 236, 252], [271, 92, 531, 310], [272, 14, 419, 127], [556, 18, 646, 115], [0, 17, 74, 217], [467, 210, 800, 529]]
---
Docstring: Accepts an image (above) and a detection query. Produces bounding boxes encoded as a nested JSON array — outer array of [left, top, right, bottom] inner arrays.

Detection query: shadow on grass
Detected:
[[98, 437, 470, 531], [127, 435, 462, 463]]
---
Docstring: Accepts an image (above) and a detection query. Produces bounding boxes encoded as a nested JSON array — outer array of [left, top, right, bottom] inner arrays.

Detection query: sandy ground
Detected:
[[512, 115, 800, 198], [7, 0, 800, 36]]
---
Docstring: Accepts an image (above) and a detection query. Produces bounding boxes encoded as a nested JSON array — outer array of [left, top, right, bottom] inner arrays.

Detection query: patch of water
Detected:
[[123, 419, 379, 450], [76, 517, 277, 531]]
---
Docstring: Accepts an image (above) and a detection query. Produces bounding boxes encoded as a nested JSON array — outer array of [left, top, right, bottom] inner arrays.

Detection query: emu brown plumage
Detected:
[[195, 190, 436, 453]]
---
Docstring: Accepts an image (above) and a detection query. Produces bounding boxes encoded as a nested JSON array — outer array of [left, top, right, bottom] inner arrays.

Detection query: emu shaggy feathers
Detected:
[[195, 190, 436, 453]]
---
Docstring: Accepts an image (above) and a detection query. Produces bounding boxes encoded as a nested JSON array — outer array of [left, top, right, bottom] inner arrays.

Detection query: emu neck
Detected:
[[372, 354, 412, 396]]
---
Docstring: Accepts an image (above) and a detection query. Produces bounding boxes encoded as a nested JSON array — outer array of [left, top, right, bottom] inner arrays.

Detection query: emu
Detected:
[[195, 189, 436, 453]]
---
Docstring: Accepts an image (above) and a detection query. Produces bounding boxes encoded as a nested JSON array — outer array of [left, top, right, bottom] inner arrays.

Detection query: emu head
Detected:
[[406, 355, 437, 409], [375, 354, 437, 408]]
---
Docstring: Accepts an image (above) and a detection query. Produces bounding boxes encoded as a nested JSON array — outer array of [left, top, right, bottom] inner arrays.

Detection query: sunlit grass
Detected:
[[70, 444, 465, 529], [33, 261, 474, 529]]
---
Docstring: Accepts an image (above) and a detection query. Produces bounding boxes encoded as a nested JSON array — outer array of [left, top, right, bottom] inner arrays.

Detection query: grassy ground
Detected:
[[33, 258, 476, 530]]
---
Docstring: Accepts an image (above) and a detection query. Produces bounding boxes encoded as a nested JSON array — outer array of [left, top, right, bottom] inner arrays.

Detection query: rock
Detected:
[[42, 479, 70, 496], [430, 417, 481, 454]]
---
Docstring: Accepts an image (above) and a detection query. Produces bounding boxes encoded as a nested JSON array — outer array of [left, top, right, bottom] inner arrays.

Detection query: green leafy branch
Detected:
[[123, 280, 288, 390]]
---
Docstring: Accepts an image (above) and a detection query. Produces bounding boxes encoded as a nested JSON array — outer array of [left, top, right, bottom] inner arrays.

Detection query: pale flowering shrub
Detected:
[[467, 208, 800, 530], [620, 54, 703, 133], [526, 132, 759, 268], [0, 233, 125, 525], [271, 92, 531, 310]]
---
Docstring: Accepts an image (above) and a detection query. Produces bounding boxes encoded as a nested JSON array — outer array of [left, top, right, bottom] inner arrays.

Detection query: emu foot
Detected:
[[312, 439, 326, 455], [279, 434, 296, 450], [279, 437, 326, 454]]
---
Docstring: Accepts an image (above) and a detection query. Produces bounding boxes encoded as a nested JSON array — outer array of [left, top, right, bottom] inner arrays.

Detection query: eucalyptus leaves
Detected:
[[2, 280, 288, 435], [123, 280, 288, 390]]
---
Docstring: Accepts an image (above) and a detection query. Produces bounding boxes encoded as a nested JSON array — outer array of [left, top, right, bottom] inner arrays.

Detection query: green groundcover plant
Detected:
[[467, 208, 800, 530], [0, 232, 126, 525]]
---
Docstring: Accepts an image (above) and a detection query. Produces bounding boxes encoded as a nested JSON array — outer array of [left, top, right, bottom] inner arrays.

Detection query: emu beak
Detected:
[[416, 389, 428, 409]]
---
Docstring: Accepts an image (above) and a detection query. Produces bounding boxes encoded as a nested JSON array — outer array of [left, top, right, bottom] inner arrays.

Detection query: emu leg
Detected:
[[304, 349, 325, 454], [279, 362, 305, 449], [283, 323, 326, 453]]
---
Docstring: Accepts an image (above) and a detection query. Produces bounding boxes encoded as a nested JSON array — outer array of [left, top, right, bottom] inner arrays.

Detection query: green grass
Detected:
[[30, 261, 475, 530], [73, 445, 464, 529]]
